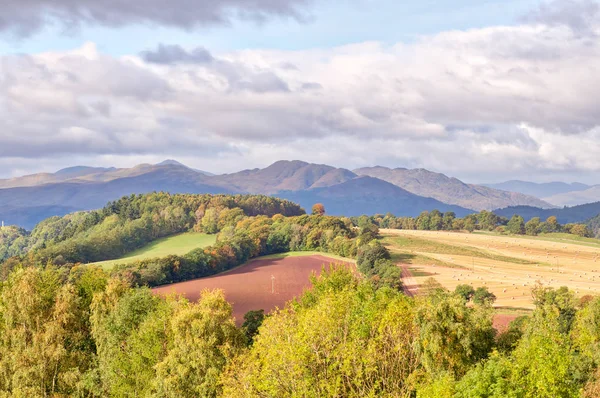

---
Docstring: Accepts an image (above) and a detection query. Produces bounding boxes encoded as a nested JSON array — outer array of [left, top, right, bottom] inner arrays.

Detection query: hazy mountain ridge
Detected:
[[278, 176, 472, 217], [0, 160, 586, 229], [483, 180, 590, 199], [354, 166, 554, 211], [542, 185, 600, 207], [494, 202, 600, 225]]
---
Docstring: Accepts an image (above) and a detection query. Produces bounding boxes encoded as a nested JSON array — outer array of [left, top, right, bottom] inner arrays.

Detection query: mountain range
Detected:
[[483, 180, 600, 207], [0, 160, 597, 229]]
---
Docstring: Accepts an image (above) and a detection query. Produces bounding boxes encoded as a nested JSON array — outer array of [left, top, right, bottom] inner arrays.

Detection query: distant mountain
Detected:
[[209, 160, 355, 193], [483, 180, 590, 200], [0, 165, 232, 229], [155, 160, 215, 176], [1, 159, 563, 229], [277, 176, 472, 217], [0, 166, 116, 189], [494, 202, 600, 224], [542, 185, 600, 207], [354, 166, 553, 211]]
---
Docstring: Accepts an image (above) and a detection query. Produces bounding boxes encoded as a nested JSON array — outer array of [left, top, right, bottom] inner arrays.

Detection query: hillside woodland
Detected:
[[0, 193, 598, 396]]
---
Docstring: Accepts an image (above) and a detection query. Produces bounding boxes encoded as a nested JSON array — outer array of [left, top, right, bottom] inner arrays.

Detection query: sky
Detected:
[[1, 0, 600, 184]]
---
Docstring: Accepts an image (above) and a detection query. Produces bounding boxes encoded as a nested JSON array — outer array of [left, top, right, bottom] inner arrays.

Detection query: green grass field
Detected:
[[93, 232, 216, 269]]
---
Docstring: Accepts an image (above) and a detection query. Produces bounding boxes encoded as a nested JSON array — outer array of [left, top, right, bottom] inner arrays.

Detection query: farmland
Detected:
[[92, 232, 216, 269], [383, 229, 600, 309], [153, 254, 354, 324]]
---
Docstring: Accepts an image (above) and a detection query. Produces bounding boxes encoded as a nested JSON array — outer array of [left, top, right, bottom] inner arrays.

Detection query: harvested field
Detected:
[[153, 254, 353, 324], [384, 229, 600, 309]]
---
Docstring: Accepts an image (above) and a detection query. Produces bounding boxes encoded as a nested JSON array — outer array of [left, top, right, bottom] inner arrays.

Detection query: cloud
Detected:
[[0, 0, 316, 37], [524, 0, 600, 36], [141, 44, 214, 64], [4, 14, 600, 182]]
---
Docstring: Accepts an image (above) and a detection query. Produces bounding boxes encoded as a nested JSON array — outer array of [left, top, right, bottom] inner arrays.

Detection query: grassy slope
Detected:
[[93, 232, 217, 269]]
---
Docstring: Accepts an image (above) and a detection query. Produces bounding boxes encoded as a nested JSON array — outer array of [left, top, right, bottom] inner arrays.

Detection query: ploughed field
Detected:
[[383, 229, 600, 309], [153, 254, 354, 324], [92, 232, 216, 269]]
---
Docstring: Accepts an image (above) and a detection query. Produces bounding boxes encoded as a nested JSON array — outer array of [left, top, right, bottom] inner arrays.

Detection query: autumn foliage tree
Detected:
[[311, 203, 326, 216]]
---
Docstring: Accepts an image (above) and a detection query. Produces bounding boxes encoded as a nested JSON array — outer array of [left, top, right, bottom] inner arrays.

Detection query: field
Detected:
[[153, 254, 354, 324], [382, 229, 600, 309], [92, 232, 216, 269]]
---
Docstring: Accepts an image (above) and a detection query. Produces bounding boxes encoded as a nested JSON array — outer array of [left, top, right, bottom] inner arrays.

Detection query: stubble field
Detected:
[[382, 229, 600, 309]]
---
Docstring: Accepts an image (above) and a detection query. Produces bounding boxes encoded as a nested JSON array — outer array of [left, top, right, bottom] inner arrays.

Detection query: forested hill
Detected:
[[0, 193, 303, 264], [494, 201, 600, 224]]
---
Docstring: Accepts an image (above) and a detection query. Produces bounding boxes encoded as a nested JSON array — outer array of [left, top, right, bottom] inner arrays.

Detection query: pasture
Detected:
[[382, 229, 600, 309], [153, 254, 354, 325], [92, 232, 216, 269]]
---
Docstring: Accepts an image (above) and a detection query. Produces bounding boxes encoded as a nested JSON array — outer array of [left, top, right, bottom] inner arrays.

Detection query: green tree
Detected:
[[414, 290, 496, 378], [222, 268, 419, 397], [507, 215, 525, 235], [242, 309, 265, 345], [473, 287, 497, 305], [454, 284, 475, 302], [525, 217, 541, 236], [154, 290, 245, 397]]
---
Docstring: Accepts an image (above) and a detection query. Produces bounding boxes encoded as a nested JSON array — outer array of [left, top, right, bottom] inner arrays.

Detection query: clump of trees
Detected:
[[0, 193, 304, 264], [357, 210, 593, 238], [110, 213, 401, 291], [0, 261, 599, 396]]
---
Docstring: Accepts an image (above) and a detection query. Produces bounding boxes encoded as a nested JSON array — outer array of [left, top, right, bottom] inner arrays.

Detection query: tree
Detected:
[[356, 242, 391, 275], [525, 217, 541, 236], [154, 290, 246, 397], [507, 215, 525, 235], [414, 291, 496, 378], [242, 310, 265, 345], [454, 284, 475, 301], [570, 224, 591, 238], [311, 203, 325, 216], [546, 216, 560, 233], [472, 287, 496, 305], [222, 268, 419, 397]]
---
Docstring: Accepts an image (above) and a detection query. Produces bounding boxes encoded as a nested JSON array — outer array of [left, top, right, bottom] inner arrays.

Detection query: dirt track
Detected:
[[153, 255, 352, 325]]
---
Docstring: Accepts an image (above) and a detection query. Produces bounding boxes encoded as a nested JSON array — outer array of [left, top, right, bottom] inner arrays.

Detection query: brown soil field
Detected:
[[153, 255, 352, 325]]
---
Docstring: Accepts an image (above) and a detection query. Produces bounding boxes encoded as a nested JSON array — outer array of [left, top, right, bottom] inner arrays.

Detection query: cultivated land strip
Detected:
[[384, 229, 600, 309]]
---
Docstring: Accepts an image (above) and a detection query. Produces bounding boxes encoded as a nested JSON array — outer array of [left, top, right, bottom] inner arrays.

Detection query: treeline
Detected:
[[356, 209, 594, 237], [588, 214, 600, 238], [1, 264, 599, 397], [0, 193, 304, 264], [110, 214, 400, 290]]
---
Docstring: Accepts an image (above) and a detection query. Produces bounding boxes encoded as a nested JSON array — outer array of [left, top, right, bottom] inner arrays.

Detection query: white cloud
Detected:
[[2, 12, 600, 182]]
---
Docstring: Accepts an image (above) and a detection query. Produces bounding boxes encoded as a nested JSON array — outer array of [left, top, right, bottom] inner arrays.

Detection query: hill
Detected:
[[0, 193, 304, 263], [278, 176, 472, 217], [208, 160, 354, 193], [543, 185, 600, 207], [354, 166, 553, 211], [0, 165, 232, 228], [494, 201, 600, 224], [483, 180, 590, 199]]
